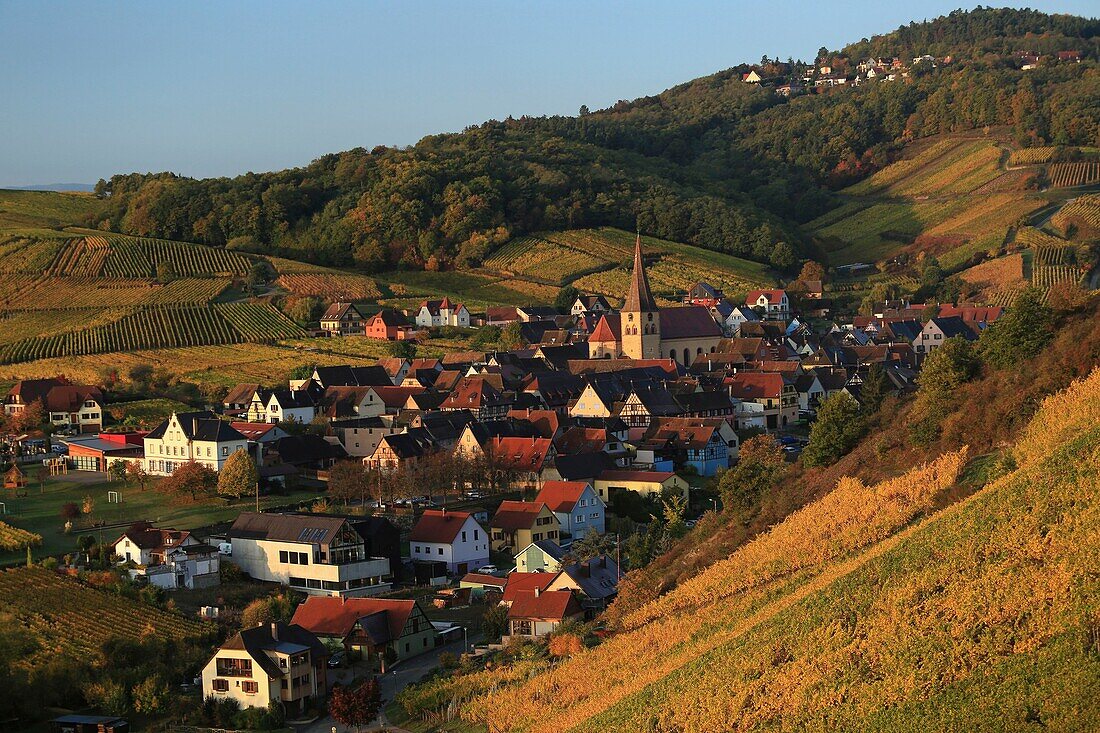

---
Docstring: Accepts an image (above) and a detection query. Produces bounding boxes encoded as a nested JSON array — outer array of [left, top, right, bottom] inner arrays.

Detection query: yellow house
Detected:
[[593, 469, 690, 502], [489, 501, 560, 552]]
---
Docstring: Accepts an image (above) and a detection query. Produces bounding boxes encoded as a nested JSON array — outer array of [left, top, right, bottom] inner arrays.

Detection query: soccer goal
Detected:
[[108, 490, 122, 504]]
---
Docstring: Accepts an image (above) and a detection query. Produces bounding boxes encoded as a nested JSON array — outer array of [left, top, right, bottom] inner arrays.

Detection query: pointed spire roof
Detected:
[[624, 233, 657, 313]]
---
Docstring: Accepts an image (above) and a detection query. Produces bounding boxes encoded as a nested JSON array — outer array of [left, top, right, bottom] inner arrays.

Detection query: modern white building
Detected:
[[745, 289, 790, 321], [408, 509, 490, 575], [143, 411, 249, 476], [227, 512, 392, 597]]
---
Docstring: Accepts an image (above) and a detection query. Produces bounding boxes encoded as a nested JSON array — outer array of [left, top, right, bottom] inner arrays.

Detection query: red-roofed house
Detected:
[[487, 436, 556, 491], [725, 372, 798, 429], [321, 302, 365, 336], [290, 595, 436, 662], [409, 509, 489, 574], [534, 481, 605, 537], [506, 588, 583, 639], [365, 309, 415, 341], [440, 377, 513, 420], [500, 571, 560, 605], [5, 378, 105, 433], [490, 501, 560, 552], [746, 289, 790, 321]]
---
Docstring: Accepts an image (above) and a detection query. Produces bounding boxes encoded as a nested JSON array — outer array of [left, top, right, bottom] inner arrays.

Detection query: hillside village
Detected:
[[0, 233, 1033, 729]]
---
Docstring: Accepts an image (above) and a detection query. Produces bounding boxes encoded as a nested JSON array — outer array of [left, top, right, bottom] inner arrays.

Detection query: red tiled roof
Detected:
[[746, 289, 787, 304], [938, 305, 1004, 323], [725, 372, 784, 399], [491, 501, 551, 531], [44, 384, 102, 413], [229, 422, 280, 440], [554, 427, 606, 454], [587, 313, 620, 343], [291, 596, 415, 641], [534, 481, 591, 512], [506, 409, 562, 438], [501, 572, 559, 604], [410, 510, 476, 544], [487, 437, 553, 472], [440, 377, 503, 410], [372, 385, 427, 409], [507, 589, 581, 621], [459, 573, 508, 588]]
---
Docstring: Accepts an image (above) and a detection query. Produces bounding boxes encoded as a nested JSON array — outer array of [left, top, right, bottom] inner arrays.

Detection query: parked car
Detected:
[[782, 445, 802, 455], [778, 435, 800, 445], [477, 565, 498, 575], [327, 650, 346, 668]]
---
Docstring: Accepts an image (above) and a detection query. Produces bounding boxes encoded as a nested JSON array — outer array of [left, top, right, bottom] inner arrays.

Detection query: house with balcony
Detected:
[[320, 302, 365, 337], [745, 289, 790, 321], [725, 372, 799, 430], [201, 621, 327, 716], [112, 522, 220, 591], [489, 501, 560, 552], [228, 512, 393, 597]]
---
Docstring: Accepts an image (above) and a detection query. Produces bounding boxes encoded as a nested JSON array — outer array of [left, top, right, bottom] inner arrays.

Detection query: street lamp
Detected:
[[709, 498, 717, 513]]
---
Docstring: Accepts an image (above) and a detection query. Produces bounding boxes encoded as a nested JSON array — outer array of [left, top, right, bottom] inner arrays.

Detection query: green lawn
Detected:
[[0, 188, 104, 234], [1, 475, 322, 564]]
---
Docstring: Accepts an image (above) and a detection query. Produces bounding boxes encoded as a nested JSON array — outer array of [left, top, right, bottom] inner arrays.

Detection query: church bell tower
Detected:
[[621, 234, 661, 359]]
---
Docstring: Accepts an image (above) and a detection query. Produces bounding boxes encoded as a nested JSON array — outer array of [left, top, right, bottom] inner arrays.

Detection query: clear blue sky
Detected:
[[0, 1, 1093, 186]]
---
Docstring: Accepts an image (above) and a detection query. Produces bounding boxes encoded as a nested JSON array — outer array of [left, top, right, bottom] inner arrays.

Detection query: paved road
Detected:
[[294, 635, 478, 733]]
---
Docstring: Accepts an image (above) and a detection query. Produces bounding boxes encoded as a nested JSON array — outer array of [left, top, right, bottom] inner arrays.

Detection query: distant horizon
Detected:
[[2, 0, 1096, 187]]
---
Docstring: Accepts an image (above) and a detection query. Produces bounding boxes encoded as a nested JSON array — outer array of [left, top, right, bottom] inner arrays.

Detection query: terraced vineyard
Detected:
[[0, 308, 133, 346], [1051, 194, 1100, 235], [216, 302, 307, 339], [0, 276, 231, 310], [1049, 160, 1100, 188], [0, 235, 64, 274], [1032, 263, 1083, 291], [276, 272, 382, 299], [45, 236, 111, 276], [1007, 146, 1058, 166], [99, 235, 252, 277], [483, 235, 607, 284], [0, 566, 210, 664]]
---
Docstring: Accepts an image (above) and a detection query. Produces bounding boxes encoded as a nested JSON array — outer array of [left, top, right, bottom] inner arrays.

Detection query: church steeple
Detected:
[[624, 233, 657, 313]]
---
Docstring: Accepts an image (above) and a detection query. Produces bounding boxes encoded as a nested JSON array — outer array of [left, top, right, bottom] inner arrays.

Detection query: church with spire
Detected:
[[588, 235, 722, 365]]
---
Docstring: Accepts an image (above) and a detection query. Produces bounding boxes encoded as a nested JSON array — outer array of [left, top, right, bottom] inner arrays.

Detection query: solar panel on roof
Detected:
[[297, 528, 314, 541], [312, 528, 328, 541]]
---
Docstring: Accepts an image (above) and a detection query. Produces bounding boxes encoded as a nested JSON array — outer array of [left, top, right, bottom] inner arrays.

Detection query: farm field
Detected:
[[0, 566, 212, 665], [1048, 160, 1100, 188], [843, 139, 1002, 197], [277, 272, 382, 300], [107, 398, 194, 428], [1051, 194, 1100, 236], [958, 253, 1025, 289], [0, 475, 324, 564], [0, 189, 103, 236]]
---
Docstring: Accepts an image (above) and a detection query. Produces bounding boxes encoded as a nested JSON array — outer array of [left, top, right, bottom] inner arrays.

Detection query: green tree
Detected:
[[802, 392, 866, 467], [568, 528, 617, 562], [482, 604, 509, 640], [500, 321, 526, 350], [661, 492, 689, 541], [859, 362, 889, 416], [241, 593, 297, 627], [910, 336, 981, 445], [155, 259, 176, 284], [284, 296, 324, 326], [718, 435, 787, 511], [217, 448, 258, 499], [386, 340, 417, 359], [107, 460, 128, 484], [245, 260, 275, 291], [554, 285, 581, 313], [978, 287, 1054, 368]]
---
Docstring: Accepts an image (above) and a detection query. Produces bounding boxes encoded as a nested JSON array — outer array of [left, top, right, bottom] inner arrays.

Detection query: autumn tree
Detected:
[[329, 678, 382, 732], [328, 460, 370, 507], [910, 336, 981, 445], [802, 392, 865, 467], [11, 400, 45, 433], [159, 461, 217, 503], [107, 460, 128, 484], [60, 502, 81, 522], [797, 260, 827, 283], [125, 462, 150, 492], [131, 675, 169, 714], [218, 449, 258, 499], [718, 435, 787, 511], [241, 593, 297, 627], [568, 528, 618, 563]]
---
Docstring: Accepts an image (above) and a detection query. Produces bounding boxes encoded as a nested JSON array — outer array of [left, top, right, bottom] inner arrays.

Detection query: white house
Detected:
[[711, 303, 761, 336], [408, 509, 490, 575], [265, 389, 317, 425], [415, 297, 470, 328], [746, 289, 790, 321], [570, 294, 611, 316], [143, 411, 250, 476], [112, 523, 220, 590], [533, 480, 606, 539], [201, 622, 328, 717], [227, 512, 392, 597]]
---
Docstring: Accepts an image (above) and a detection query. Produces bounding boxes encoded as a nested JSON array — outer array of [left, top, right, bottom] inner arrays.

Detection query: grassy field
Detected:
[[458, 369, 1100, 733], [0, 189, 104, 236], [1, 474, 323, 564]]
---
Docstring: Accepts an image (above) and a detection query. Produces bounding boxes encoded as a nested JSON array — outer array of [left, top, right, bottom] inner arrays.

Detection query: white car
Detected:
[[477, 565, 498, 574]]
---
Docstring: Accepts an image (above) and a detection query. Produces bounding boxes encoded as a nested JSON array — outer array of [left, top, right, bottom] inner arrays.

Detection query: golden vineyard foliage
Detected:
[[468, 450, 967, 733], [463, 369, 1100, 733], [1014, 366, 1100, 468]]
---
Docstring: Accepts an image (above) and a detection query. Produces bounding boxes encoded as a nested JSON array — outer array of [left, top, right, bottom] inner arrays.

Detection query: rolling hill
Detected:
[[403, 363, 1100, 732]]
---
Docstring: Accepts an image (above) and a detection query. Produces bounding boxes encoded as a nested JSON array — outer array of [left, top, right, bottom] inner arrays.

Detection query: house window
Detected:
[[212, 679, 229, 692], [222, 446, 229, 456], [474, 530, 479, 540], [461, 531, 467, 542], [242, 681, 258, 694], [414, 546, 420, 553], [280, 550, 289, 563], [438, 548, 443, 555]]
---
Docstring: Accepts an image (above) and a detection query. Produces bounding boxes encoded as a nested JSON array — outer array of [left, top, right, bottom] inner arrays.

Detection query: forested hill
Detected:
[[90, 7, 1099, 273]]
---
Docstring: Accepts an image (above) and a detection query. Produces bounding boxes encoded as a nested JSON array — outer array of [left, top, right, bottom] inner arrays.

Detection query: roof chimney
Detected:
[[533, 586, 541, 597], [270, 622, 278, 640], [192, 417, 200, 436]]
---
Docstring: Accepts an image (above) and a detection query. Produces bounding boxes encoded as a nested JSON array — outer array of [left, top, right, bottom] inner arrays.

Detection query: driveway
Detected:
[[294, 634, 480, 733]]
